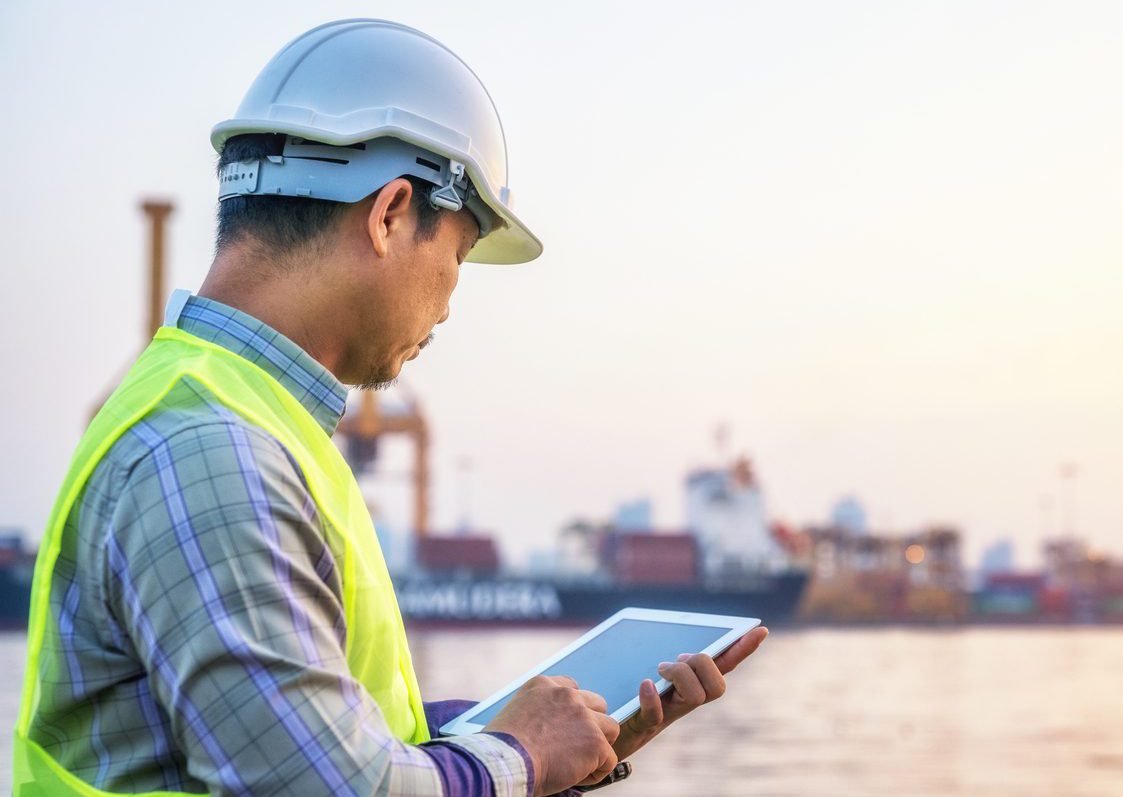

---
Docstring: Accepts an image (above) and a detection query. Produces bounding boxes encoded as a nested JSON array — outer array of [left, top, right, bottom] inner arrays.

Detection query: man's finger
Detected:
[[657, 660, 706, 707], [680, 653, 726, 702], [578, 759, 618, 788], [593, 711, 621, 744], [635, 678, 663, 728], [577, 740, 620, 786], [576, 689, 608, 713], [545, 674, 579, 689], [713, 627, 769, 675]]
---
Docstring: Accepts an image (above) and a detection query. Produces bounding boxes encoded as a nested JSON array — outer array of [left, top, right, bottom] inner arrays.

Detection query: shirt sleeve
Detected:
[[99, 417, 532, 797], [424, 701, 536, 797], [424, 699, 478, 737]]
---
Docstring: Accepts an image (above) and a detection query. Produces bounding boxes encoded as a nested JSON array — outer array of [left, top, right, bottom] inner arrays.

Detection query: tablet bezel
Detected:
[[438, 607, 761, 736]]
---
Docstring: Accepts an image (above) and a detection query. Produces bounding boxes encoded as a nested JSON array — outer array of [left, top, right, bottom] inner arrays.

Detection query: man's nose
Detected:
[[438, 306, 450, 324]]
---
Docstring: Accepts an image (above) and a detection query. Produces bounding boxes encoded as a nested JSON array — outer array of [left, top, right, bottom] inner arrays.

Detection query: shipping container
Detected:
[[416, 535, 500, 575], [973, 572, 1045, 620], [602, 532, 699, 586]]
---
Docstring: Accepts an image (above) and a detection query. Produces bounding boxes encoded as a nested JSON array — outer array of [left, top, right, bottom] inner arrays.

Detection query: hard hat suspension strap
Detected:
[[218, 136, 496, 238]]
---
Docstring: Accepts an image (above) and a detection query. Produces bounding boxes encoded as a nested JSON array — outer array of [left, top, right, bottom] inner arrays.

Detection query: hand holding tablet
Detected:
[[615, 621, 770, 762], [442, 608, 762, 734], [441, 608, 767, 795], [479, 674, 622, 794]]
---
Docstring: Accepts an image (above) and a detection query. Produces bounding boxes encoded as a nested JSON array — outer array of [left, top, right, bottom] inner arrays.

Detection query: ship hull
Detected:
[[394, 571, 809, 627], [0, 568, 810, 631], [0, 567, 33, 630]]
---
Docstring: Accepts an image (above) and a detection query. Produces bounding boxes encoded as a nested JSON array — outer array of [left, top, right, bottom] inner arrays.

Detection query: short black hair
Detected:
[[215, 133, 442, 254]]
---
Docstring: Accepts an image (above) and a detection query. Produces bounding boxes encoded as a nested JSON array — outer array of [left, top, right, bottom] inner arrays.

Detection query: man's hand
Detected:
[[613, 626, 769, 760], [483, 674, 620, 797]]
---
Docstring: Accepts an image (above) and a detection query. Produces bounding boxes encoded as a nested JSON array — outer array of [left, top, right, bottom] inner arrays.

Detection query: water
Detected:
[[3, 628, 1122, 796]]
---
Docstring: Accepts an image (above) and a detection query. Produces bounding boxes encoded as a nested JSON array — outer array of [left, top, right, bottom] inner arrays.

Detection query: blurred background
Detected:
[[1, 1, 1121, 794]]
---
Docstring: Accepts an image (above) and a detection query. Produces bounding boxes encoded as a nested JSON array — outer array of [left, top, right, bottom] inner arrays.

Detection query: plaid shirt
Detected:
[[30, 293, 533, 797]]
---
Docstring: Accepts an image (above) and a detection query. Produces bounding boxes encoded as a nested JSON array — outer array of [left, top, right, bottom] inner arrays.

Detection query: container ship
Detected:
[[386, 457, 810, 626], [333, 390, 810, 626], [0, 456, 809, 631]]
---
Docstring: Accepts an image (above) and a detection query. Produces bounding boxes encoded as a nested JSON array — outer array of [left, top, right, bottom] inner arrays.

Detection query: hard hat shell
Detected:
[[212, 19, 542, 265]]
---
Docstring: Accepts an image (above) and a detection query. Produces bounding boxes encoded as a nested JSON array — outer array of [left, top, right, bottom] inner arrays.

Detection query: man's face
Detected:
[[351, 189, 479, 390]]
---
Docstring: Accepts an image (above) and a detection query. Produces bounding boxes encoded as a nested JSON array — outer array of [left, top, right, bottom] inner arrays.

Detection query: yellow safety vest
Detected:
[[13, 325, 429, 796]]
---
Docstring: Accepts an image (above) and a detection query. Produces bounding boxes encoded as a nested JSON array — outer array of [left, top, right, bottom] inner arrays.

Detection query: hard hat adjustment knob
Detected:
[[428, 160, 467, 212]]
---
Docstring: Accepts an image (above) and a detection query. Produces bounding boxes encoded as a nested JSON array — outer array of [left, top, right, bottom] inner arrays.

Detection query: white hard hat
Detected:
[[212, 19, 542, 265]]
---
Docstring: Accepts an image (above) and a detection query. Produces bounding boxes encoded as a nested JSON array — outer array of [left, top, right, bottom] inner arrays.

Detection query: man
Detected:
[[13, 19, 768, 797]]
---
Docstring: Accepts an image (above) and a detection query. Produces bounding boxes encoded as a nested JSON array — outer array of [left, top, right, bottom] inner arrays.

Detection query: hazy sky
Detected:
[[1, 1, 1120, 568]]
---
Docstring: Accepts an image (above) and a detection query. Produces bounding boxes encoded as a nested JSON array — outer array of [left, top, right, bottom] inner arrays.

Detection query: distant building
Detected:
[[525, 548, 557, 577], [0, 529, 26, 550], [1043, 537, 1090, 588], [800, 524, 965, 622], [556, 519, 605, 580], [979, 539, 1016, 574], [1042, 537, 1123, 622], [830, 495, 868, 536], [685, 456, 787, 576], [366, 498, 410, 573], [614, 498, 653, 531], [905, 527, 963, 592]]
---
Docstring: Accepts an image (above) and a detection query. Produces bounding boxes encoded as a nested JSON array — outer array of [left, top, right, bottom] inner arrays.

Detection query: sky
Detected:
[[1, 0, 1120, 569]]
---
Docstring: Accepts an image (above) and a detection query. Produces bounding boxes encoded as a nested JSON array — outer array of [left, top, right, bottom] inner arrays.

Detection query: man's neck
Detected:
[[199, 251, 345, 379]]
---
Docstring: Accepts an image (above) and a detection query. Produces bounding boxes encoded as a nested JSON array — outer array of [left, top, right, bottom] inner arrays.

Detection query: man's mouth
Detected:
[[406, 332, 435, 362]]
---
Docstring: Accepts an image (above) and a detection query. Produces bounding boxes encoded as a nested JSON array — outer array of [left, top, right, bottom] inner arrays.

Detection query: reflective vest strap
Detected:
[[14, 737, 204, 797], [17, 368, 188, 735]]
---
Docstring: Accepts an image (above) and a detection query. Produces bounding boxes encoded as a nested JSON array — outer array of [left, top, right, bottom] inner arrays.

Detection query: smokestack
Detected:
[[140, 200, 174, 339]]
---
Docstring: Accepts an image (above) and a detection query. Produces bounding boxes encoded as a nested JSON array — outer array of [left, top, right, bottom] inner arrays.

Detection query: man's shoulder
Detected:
[[75, 373, 322, 571], [93, 374, 299, 497], [64, 376, 315, 627]]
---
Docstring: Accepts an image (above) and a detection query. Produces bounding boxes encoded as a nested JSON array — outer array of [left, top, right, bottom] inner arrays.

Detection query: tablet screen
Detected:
[[471, 619, 731, 724]]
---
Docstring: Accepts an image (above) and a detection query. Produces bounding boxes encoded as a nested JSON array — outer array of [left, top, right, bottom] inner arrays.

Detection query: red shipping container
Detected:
[[608, 533, 699, 586], [416, 535, 500, 574]]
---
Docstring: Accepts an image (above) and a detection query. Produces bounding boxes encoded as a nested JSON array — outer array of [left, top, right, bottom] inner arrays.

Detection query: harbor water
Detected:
[[3, 628, 1122, 796]]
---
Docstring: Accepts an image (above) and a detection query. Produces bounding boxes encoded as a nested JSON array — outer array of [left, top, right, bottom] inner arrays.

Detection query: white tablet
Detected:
[[439, 607, 761, 736]]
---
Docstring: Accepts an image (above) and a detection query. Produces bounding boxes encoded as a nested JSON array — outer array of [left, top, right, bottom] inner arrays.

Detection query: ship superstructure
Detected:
[[381, 453, 810, 626]]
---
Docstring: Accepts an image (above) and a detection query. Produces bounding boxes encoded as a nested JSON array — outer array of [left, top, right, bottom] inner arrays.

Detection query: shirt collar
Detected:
[[168, 291, 348, 436]]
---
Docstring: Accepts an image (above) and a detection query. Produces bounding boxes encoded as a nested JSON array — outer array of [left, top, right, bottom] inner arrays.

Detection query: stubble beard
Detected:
[[355, 332, 434, 392], [357, 368, 397, 392]]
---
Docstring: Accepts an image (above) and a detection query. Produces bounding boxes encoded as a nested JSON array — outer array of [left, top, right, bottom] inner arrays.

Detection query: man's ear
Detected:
[[366, 178, 415, 259]]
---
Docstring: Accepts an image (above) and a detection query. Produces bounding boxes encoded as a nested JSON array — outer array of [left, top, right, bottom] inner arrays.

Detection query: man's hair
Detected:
[[215, 133, 442, 254]]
